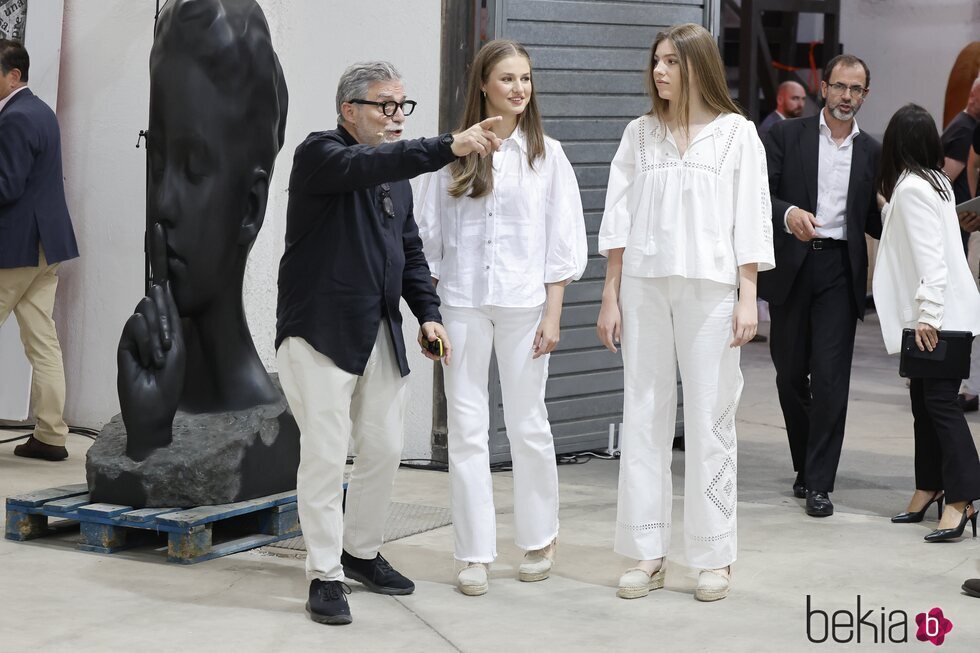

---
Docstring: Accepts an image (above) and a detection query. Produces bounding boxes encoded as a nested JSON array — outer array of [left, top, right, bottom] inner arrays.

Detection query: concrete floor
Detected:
[[1, 315, 979, 652]]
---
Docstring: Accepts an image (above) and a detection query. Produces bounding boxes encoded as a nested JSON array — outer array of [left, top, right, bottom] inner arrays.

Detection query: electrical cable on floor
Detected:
[[0, 424, 99, 444]]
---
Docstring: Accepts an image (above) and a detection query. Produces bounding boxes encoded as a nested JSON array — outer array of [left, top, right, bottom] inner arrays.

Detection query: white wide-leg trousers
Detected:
[[442, 304, 559, 563], [615, 275, 742, 569], [277, 329, 407, 581]]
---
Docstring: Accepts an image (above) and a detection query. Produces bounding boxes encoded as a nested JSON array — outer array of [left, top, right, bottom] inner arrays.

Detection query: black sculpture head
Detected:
[[148, 0, 287, 315]]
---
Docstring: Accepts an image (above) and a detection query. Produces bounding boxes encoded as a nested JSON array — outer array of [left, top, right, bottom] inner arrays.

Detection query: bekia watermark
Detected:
[[806, 595, 954, 646]]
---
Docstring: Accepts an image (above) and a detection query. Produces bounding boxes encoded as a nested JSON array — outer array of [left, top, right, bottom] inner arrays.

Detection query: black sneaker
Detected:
[[342, 551, 415, 595], [306, 580, 352, 625]]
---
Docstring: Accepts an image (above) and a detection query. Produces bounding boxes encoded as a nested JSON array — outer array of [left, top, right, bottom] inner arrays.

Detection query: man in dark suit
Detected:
[[0, 40, 78, 461], [758, 54, 882, 518]]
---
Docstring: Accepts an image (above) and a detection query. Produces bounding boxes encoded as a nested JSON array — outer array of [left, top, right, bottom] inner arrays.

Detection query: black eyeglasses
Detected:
[[349, 99, 417, 117], [827, 82, 868, 97], [379, 183, 395, 219]]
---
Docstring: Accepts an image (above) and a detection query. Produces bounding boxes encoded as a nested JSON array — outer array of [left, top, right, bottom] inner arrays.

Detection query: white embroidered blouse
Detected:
[[598, 113, 775, 286], [416, 129, 588, 308]]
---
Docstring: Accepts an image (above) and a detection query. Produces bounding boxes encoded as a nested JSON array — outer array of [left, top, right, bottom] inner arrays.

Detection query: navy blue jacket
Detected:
[[276, 126, 456, 377], [0, 88, 78, 268]]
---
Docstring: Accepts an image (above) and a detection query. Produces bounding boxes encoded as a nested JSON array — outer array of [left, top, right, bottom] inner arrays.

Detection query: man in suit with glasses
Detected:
[[275, 60, 501, 625], [758, 54, 882, 519]]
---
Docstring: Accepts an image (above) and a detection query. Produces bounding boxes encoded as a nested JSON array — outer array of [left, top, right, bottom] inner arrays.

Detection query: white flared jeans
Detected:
[[277, 330, 406, 581], [442, 304, 559, 563], [615, 275, 742, 569]]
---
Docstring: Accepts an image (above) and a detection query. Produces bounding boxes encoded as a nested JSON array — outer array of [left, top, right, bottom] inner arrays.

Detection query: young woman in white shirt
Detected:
[[873, 103, 980, 543], [596, 23, 774, 602], [416, 39, 588, 596]]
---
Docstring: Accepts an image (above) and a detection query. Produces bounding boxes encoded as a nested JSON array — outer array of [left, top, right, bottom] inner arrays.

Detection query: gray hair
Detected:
[[336, 61, 402, 124]]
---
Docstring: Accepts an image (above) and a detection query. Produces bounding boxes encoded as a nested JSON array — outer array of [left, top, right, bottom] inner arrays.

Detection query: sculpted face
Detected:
[[147, 56, 262, 316], [821, 63, 868, 122]]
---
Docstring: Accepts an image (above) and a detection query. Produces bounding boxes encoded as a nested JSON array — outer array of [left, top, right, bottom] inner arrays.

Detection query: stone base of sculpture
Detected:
[[86, 378, 299, 508]]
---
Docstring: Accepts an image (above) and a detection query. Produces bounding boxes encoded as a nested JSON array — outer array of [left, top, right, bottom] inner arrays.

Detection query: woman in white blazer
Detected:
[[873, 103, 980, 542]]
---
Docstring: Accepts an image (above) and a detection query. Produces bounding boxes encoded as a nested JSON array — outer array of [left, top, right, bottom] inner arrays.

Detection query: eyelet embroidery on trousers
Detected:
[[712, 400, 738, 452], [618, 521, 670, 532], [690, 529, 735, 543], [705, 457, 737, 519]]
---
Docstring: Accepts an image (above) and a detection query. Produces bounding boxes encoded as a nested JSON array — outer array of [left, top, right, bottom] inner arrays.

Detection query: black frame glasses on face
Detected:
[[827, 82, 867, 97], [349, 99, 417, 117]]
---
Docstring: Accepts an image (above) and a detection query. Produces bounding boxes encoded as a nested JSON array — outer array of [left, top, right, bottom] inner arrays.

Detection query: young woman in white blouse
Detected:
[[596, 23, 774, 602], [416, 39, 588, 596], [873, 104, 980, 543]]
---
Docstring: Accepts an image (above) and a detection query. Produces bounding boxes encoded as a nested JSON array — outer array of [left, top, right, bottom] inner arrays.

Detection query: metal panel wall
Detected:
[[486, 0, 710, 462]]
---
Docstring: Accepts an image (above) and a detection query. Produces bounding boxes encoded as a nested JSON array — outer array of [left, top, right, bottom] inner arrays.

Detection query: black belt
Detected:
[[809, 238, 846, 250]]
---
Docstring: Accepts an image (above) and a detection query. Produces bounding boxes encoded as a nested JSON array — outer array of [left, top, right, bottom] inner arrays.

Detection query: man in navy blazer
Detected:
[[0, 40, 78, 461], [758, 54, 882, 518]]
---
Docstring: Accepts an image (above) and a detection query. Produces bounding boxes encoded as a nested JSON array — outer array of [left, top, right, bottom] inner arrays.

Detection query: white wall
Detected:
[[55, 0, 443, 459], [839, 0, 980, 138]]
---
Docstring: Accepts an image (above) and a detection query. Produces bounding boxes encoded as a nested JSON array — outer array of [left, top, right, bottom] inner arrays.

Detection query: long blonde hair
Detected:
[[448, 39, 545, 198], [645, 23, 743, 134]]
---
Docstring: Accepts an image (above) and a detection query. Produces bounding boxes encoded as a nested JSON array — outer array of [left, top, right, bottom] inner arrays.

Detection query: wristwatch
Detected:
[[440, 133, 454, 150]]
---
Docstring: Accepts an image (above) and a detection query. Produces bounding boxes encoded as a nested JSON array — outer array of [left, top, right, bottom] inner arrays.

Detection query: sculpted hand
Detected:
[[419, 321, 452, 365], [730, 298, 758, 347], [118, 223, 186, 460], [596, 297, 622, 353], [787, 207, 820, 242], [451, 116, 504, 158]]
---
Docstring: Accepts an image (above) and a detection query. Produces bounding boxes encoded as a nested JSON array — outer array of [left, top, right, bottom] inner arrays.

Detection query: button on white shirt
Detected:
[[598, 113, 775, 286], [416, 129, 588, 308]]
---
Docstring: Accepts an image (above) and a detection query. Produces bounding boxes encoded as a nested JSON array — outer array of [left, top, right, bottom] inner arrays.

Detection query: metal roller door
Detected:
[[484, 0, 716, 462]]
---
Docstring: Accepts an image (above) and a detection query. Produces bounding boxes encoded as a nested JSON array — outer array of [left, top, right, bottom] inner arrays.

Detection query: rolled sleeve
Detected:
[[544, 142, 588, 283], [733, 122, 776, 271], [897, 183, 946, 327], [415, 169, 444, 279], [598, 124, 635, 257]]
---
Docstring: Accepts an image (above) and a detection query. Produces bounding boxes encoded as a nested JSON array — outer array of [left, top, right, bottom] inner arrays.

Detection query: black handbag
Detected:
[[899, 329, 974, 379]]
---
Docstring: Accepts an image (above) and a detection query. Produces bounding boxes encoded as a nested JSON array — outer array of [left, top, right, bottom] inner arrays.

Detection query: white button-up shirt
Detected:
[[599, 113, 775, 285], [416, 129, 588, 308], [783, 110, 860, 239]]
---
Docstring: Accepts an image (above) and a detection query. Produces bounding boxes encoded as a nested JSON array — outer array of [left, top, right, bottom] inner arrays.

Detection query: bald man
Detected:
[[758, 80, 806, 138]]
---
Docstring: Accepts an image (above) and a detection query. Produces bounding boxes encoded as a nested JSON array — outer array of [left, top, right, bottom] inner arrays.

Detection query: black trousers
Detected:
[[910, 376, 980, 503], [769, 246, 857, 493]]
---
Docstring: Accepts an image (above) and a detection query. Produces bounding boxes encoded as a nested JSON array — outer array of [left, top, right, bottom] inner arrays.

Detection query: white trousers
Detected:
[[277, 330, 407, 581], [442, 304, 559, 563], [616, 275, 742, 569]]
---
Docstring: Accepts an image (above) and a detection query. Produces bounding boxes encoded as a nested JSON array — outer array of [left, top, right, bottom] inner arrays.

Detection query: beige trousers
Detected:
[[0, 249, 69, 446]]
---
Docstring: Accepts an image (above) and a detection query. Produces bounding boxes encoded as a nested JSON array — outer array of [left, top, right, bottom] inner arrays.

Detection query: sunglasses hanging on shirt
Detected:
[[379, 183, 395, 219]]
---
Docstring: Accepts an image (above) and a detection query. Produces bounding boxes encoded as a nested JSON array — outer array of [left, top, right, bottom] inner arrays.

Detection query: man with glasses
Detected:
[[758, 54, 882, 518], [276, 61, 501, 626]]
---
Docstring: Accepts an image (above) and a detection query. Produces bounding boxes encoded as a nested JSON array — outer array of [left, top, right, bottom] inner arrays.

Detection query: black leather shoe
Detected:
[[924, 504, 978, 542], [306, 580, 352, 625], [793, 473, 807, 499], [13, 436, 68, 461], [957, 393, 979, 412], [963, 578, 980, 598], [342, 551, 415, 595], [891, 491, 944, 523], [805, 491, 834, 517]]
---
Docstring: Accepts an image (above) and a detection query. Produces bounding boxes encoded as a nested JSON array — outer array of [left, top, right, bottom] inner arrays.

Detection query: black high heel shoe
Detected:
[[892, 491, 944, 523], [924, 504, 978, 542]]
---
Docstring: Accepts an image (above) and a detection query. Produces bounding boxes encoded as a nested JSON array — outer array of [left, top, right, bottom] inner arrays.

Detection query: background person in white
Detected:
[[416, 40, 587, 597], [596, 23, 774, 603], [873, 103, 980, 543]]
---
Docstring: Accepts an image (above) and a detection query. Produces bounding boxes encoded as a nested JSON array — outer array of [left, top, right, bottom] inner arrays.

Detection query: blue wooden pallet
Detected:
[[5, 484, 301, 564]]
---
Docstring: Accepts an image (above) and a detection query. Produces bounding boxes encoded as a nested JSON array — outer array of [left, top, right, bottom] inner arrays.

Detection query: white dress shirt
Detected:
[[873, 172, 980, 354], [416, 129, 588, 308], [783, 109, 860, 239], [0, 85, 28, 114], [598, 113, 775, 286]]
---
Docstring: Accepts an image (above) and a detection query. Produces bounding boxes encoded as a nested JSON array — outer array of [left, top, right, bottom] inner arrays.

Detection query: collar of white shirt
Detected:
[[501, 127, 529, 154], [818, 107, 860, 146], [0, 85, 28, 114]]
